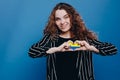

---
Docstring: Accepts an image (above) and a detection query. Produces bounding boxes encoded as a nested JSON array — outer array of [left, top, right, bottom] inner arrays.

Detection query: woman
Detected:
[[28, 2, 117, 80]]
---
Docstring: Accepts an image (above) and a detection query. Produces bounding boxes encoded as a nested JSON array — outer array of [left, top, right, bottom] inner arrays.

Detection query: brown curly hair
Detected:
[[44, 2, 97, 40]]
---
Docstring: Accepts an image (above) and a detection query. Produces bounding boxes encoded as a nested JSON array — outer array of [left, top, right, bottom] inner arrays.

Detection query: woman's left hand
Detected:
[[74, 40, 99, 53]]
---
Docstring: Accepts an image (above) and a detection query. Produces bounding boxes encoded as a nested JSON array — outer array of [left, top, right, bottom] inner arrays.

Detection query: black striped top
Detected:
[[28, 34, 117, 80]]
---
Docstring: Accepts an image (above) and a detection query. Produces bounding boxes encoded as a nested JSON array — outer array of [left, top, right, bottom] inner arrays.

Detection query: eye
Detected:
[[64, 15, 69, 19], [55, 17, 60, 21]]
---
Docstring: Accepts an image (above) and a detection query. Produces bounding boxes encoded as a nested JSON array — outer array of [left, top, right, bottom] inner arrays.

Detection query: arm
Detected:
[[89, 39, 117, 56], [28, 34, 51, 58]]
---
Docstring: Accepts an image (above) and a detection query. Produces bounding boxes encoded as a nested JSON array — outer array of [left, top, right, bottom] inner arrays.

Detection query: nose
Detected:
[[61, 19, 65, 24]]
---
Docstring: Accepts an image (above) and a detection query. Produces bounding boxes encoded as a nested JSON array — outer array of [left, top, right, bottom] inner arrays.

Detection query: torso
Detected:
[[55, 36, 79, 80]]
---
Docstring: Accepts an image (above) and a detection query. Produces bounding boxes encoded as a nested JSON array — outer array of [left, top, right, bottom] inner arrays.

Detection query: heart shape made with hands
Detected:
[[68, 41, 81, 50]]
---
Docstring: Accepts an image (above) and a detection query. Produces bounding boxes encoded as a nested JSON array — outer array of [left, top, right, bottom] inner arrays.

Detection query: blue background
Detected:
[[0, 0, 120, 80]]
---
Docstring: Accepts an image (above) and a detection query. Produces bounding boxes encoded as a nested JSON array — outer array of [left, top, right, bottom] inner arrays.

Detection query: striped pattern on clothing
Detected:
[[28, 34, 117, 80]]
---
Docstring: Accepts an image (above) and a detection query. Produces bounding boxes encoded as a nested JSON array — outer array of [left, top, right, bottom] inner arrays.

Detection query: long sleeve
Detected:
[[89, 39, 117, 56], [28, 34, 51, 58]]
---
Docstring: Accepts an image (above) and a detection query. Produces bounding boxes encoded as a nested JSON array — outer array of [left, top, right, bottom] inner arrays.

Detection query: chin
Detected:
[[61, 30, 69, 33], [60, 28, 71, 33]]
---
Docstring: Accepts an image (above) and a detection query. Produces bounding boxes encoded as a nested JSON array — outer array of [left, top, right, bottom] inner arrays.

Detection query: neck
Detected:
[[59, 31, 74, 38]]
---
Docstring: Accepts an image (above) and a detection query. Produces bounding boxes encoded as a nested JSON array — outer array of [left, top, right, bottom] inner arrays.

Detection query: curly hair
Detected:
[[44, 2, 97, 40]]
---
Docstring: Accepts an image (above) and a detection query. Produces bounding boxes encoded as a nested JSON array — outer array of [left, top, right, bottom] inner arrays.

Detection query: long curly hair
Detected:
[[44, 2, 97, 40]]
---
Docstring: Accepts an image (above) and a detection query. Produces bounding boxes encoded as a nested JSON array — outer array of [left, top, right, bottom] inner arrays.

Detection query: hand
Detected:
[[57, 42, 73, 52], [46, 47, 59, 54], [74, 40, 99, 52], [46, 42, 73, 54]]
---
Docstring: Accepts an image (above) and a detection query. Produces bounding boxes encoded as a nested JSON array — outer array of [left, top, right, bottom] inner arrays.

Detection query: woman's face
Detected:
[[55, 9, 71, 33]]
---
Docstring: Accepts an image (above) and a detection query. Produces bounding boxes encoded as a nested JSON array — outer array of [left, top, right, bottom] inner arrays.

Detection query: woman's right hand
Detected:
[[46, 41, 72, 54], [57, 41, 73, 52]]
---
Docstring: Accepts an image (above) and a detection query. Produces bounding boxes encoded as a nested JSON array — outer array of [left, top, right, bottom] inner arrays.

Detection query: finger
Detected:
[[67, 48, 73, 51], [75, 40, 86, 46], [74, 47, 86, 51], [58, 42, 67, 51], [64, 43, 71, 49], [74, 40, 80, 44], [67, 40, 73, 43], [64, 46, 69, 49], [74, 47, 82, 51], [67, 40, 73, 46], [82, 41, 91, 49]]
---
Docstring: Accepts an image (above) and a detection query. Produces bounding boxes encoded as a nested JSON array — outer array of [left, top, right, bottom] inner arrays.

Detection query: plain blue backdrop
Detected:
[[0, 0, 120, 80]]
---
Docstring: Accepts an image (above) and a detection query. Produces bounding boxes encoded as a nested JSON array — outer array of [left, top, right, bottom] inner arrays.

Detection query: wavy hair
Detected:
[[44, 2, 97, 40]]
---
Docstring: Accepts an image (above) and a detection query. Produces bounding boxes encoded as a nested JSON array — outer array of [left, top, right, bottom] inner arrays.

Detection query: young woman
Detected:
[[28, 3, 117, 80]]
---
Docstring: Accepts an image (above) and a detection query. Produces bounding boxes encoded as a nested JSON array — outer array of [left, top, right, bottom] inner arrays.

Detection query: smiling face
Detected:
[[55, 9, 71, 34]]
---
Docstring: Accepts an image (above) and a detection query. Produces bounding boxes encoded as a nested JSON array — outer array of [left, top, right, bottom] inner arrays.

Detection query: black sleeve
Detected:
[[88, 39, 117, 56], [28, 34, 51, 58]]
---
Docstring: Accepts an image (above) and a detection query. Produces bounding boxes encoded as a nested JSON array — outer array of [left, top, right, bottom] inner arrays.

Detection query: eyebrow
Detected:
[[55, 14, 69, 18]]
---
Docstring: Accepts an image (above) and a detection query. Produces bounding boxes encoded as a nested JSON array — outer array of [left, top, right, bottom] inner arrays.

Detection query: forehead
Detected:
[[55, 9, 68, 17]]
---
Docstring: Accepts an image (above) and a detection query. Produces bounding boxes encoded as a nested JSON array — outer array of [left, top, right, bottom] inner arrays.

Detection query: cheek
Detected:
[[67, 18, 71, 23], [55, 21, 60, 26]]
